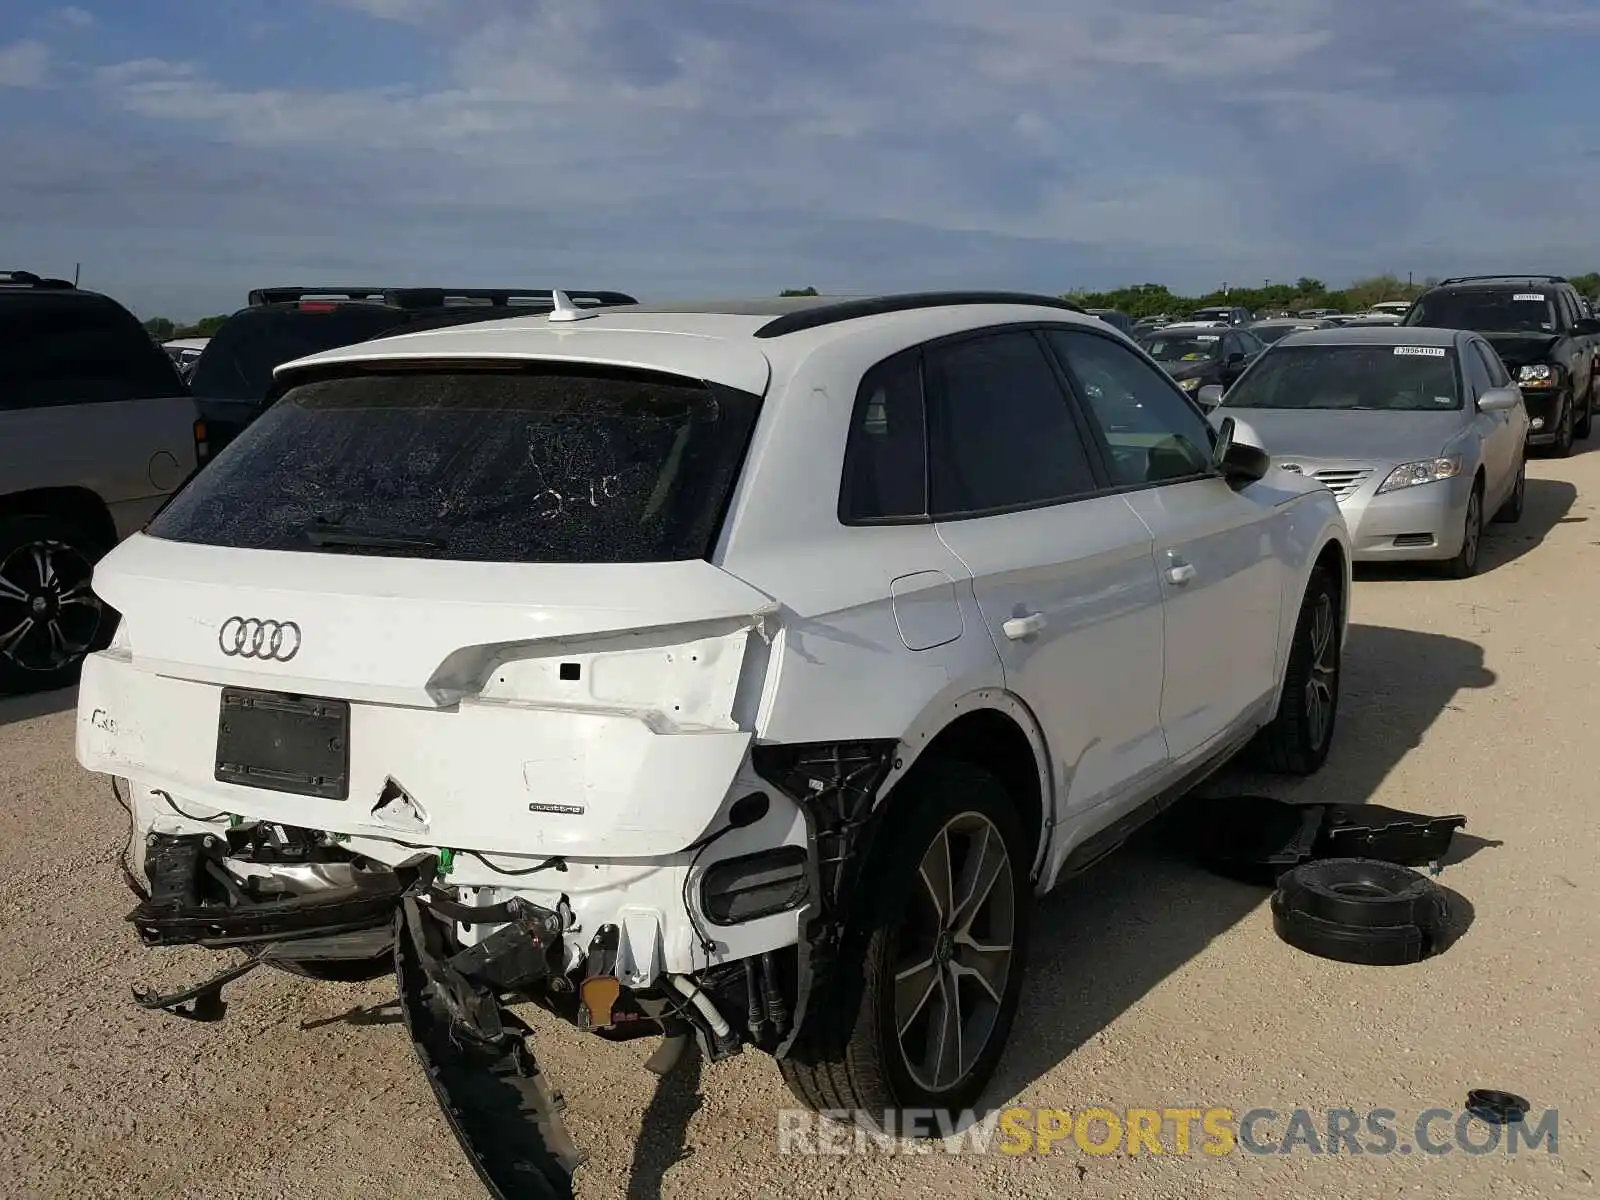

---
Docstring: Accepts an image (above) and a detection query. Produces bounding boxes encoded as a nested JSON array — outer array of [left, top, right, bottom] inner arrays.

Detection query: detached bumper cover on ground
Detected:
[[127, 829, 587, 1198]]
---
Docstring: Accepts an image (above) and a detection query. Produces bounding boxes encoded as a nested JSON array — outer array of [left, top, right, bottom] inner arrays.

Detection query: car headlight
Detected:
[[1178, 377, 1201, 391], [1516, 363, 1558, 387], [1376, 456, 1462, 495]]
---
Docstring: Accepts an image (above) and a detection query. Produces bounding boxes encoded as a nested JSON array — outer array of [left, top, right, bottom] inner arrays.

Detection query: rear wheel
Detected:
[[1249, 565, 1340, 775], [1552, 394, 1576, 457], [0, 514, 116, 695], [779, 762, 1030, 1132]]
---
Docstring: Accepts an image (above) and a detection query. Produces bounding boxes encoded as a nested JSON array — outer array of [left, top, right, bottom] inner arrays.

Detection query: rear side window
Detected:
[[147, 367, 762, 564], [839, 352, 927, 522], [190, 306, 408, 400], [0, 294, 184, 410], [923, 330, 1098, 517]]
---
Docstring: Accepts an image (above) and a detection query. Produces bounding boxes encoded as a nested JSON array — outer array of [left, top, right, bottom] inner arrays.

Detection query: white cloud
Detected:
[[19, 0, 1600, 308], [0, 40, 49, 88], [53, 7, 96, 29]]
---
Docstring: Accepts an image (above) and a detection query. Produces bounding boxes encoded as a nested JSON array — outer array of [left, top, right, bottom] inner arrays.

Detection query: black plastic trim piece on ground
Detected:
[[1271, 858, 1449, 966], [396, 903, 583, 1200], [1466, 1090, 1531, 1124]]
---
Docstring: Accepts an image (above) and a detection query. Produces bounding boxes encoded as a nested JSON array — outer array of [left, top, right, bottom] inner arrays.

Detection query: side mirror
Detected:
[[1197, 384, 1225, 408], [1212, 416, 1271, 485], [1226, 351, 1246, 366], [1572, 317, 1600, 336], [1477, 386, 1521, 414]]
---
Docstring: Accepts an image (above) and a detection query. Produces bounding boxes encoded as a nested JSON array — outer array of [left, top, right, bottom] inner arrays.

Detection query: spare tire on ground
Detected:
[[1271, 858, 1449, 965]]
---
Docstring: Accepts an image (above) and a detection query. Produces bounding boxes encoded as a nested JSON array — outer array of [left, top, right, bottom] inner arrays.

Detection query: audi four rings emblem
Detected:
[[218, 616, 302, 661]]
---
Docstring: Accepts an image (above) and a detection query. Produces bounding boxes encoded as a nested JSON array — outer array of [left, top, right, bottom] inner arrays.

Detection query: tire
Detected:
[[1441, 481, 1483, 579], [0, 513, 117, 695], [1270, 858, 1448, 965], [778, 761, 1031, 1133], [1248, 565, 1340, 776], [1493, 456, 1526, 524], [1576, 375, 1594, 440], [1552, 394, 1575, 457]]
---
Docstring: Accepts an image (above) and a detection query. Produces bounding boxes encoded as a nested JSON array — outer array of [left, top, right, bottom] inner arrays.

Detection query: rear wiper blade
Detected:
[[300, 524, 445, 551]]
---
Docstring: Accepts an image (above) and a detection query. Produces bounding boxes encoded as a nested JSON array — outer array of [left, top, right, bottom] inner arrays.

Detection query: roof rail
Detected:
[[1435, 274, 1568, 287], [246, 286, 639, 309], [384, 288, 638, 310], [752, 291, 1087, 339], [1, 269, 76, 290]]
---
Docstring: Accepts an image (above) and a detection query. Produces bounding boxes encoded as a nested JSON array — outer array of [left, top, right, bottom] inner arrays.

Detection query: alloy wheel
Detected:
[[1303, 593, 1337, 752], [0, 540, 103, 674], [892, 811, 1016, 1094]]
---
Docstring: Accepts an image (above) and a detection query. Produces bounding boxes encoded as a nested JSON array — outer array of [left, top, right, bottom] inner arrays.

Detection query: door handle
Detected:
[[1165, 560, 1197, 586], [1002, 612, 1047, 640]]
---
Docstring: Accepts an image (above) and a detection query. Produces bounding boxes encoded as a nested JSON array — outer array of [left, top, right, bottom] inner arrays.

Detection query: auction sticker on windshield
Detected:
[[1394, 346, 1447, 356], [1513, 293, 1546, 301]]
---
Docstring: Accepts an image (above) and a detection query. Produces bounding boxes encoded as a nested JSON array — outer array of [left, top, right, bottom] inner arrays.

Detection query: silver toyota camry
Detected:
[[1201, 326, 1530, 578]]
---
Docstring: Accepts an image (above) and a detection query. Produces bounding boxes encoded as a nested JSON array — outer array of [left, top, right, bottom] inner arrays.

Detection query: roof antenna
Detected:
[[547, 289, 596, 323]]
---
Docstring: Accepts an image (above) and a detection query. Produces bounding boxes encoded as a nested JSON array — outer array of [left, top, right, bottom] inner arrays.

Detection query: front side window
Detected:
[[1220, 345, 1462, 411], [1473, 340, 1511, 388], [147, 366, 762, 563], [1046, 328, 1214, 485], [923, 330, 1098, 516]]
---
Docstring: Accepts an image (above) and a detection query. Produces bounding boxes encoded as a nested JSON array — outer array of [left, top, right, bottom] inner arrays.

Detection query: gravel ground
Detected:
[[2, 450, 1597, 1199]]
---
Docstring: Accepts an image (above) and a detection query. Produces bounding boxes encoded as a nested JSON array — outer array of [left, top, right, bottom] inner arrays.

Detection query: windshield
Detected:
[[190, 306, 408, 400], [147, 367, 763, 563], [1220, 344, 1462, 411], [1404, 290, 1556, 334], [1139, 333, 1222, 362]]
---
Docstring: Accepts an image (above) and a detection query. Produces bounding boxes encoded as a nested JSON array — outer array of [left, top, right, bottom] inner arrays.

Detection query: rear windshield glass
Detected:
[[1404, 290, 1556, 334], [190, 306, 407, 400], [1221, 345, 1461, 411], [147, 367, 763, 563]]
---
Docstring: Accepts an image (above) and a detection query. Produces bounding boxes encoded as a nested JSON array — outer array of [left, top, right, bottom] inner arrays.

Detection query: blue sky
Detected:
[[5, 0, 1600, 320]]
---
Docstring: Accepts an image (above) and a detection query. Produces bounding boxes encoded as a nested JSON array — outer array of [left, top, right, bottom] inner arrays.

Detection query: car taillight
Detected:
[[193, 418, 209, 462], [299, 301, 338, 312]]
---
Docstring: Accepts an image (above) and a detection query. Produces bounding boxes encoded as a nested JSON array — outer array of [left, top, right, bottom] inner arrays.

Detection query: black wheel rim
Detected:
[[1462, 492, 1481, 569], [1304, 593, 1337, 751], [891, 811, 1015, 1094], [0, 540, 102, 674]]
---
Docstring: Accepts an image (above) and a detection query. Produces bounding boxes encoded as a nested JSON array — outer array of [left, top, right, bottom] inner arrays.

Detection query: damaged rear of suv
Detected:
[[77, 291, 1349, 1197]]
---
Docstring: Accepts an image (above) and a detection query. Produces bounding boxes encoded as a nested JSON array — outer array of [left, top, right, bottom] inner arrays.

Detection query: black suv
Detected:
[[190, 286, 638, 458], [1403, 275, 1600, 455]]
